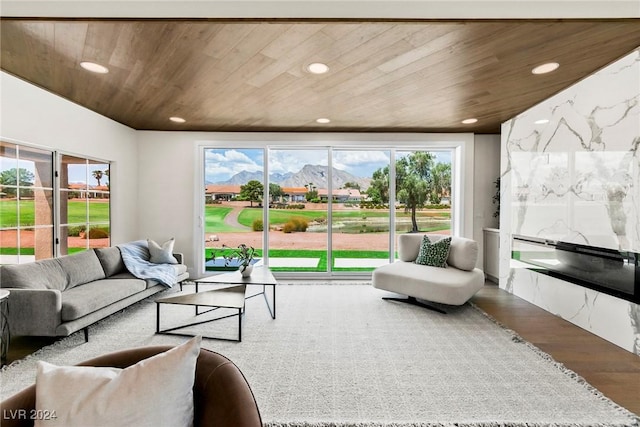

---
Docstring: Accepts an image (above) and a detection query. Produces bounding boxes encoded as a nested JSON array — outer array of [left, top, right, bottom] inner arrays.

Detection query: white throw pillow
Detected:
[[148, 238, 178, 264], [34, 336, 201, 427]]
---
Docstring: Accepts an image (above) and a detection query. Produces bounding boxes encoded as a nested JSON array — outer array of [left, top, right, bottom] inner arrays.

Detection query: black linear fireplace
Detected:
[[512, 235, 640, 304]]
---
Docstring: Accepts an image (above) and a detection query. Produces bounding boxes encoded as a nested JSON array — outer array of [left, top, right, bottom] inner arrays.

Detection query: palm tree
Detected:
[[92, 170, 104, 186]]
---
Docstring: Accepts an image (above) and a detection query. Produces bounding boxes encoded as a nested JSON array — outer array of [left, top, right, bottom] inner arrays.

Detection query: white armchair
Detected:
[[372, 234, 485, 313]]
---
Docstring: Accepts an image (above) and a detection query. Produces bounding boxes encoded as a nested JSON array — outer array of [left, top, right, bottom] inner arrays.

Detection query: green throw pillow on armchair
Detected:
[[415, 235, 451, 268]]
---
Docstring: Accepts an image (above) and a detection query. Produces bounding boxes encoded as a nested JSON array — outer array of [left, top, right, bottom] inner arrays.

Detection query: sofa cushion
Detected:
[[447, 237, 479, 271], [61, 278, 146, 321], [95, 247, 126, 277], [172, 263, 188, 276], [148, 238, 179, 264], [415, 235, 451, 268], [0, 258, 67, 290], [57, 250, 106, 289]]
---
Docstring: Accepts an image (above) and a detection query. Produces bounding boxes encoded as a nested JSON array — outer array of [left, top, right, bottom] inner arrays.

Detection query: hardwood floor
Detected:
[[4, 283, 640, 416], [472, 283, 640, 416]]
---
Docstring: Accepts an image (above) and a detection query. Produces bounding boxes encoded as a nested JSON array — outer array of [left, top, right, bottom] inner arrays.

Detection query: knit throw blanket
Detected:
[[118, 240, 178, 287]]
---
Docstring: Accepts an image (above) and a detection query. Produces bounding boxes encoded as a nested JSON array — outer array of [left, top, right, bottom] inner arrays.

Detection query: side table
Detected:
[[0, 290, 10, 366]]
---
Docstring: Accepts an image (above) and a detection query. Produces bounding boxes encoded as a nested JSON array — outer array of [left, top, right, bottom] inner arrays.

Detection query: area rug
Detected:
[[2, 284, 638, 427]]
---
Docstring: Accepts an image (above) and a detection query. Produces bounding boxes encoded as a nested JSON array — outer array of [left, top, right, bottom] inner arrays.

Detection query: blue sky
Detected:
[[204, 148, 451, 183]]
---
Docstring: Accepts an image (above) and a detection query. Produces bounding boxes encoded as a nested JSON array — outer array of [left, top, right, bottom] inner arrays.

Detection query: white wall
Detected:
[[473, 134, 501, 268], [0, 72, 140, 244], [135, 131, 200, 274]]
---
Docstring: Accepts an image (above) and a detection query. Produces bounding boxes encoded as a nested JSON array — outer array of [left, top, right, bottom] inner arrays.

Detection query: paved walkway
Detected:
[[224, 206, 250, 230]]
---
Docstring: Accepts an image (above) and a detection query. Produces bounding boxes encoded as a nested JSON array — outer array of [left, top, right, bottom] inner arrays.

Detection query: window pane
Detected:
[[331, 149, 391, 272], [33, 189, 54, 227], [20, 145, 54, 189], [394, 150, 452, 245], [89, 199, 110, 223], [268, 149, 327, 273], [60, 192, 87, 225], [0, 141, 18, 175], [0, 198, 18, 228], [88, 226, 110, 249], [0, 141, 19, 198], [204, 148, 264, 271], [23, 226, 54, 261], [61, 155, 87, 191], [61, 225, 88, 254]]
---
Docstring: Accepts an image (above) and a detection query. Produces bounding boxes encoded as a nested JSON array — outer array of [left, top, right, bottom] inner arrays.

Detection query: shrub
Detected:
[[282, 222, 295, 233], [88, 228, 109, 239], [282, 217, 308, 233], [290, 217, 308, 232], [252, 219, 263, 231], [67, 225, 86, 237]]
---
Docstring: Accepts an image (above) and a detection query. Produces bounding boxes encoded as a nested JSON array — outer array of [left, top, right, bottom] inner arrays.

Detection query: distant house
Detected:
[[67, 183, 109, 199], [280, 187, 307, 202], [317, 188, 362, 203], [205, 184, 241, 201]]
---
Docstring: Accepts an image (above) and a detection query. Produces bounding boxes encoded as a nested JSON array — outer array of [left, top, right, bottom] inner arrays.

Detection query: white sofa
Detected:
[[372, 233, 484, 312]]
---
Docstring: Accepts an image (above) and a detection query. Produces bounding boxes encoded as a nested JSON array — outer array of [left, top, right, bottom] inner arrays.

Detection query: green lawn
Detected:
[[205, 248, 393, 272], [0, 200, 109, 227], [237, 208, 322, 228]]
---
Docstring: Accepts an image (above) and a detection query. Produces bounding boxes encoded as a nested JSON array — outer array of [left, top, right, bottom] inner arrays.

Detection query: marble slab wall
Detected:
[[500, 49, 640, 355]]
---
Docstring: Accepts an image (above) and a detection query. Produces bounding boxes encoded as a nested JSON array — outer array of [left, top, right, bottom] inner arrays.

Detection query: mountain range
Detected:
[[214, 164, 371, 190]]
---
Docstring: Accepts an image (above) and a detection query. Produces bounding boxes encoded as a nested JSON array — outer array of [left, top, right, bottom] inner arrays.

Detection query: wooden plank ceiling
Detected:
[[1, 19, 639, 133]]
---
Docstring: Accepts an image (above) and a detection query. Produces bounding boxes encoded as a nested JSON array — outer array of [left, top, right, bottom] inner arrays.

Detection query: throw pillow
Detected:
[[34, 335, 201, 427], [148, 238, 178, 264], [415, 235, 451, 268]]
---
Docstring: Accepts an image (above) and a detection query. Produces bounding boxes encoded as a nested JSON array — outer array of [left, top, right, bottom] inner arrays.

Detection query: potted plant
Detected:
[[219, 243, 256, 277]]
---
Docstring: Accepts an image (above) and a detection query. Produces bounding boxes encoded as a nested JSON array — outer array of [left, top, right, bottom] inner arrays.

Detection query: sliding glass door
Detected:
[[202, 143, 454, 276]]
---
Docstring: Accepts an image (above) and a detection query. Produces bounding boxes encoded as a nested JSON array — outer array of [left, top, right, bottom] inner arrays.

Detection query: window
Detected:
[[0, 141, 111, 264], [201, 141, 454, 277]]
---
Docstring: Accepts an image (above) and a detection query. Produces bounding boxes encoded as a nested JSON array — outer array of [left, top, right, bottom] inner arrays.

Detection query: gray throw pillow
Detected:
[[94, 247, 126, 277], [148, 238, 178, 264], [415, 235, 451, 268]]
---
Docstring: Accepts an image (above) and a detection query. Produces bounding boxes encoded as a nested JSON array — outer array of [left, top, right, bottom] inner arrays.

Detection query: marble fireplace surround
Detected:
[[512, 234, 639, 305], [499, 48, 640, 355]]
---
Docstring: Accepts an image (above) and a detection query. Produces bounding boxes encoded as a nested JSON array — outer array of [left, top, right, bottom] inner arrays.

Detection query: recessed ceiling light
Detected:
[[532, 62, 559, 75], [534, 119, 550, 125], [316, 118, 331, 124], [169, 116, 186, 123], [461, 118, 478, 124], [306, 62, 330, 74], [80, 61, 109, 74]]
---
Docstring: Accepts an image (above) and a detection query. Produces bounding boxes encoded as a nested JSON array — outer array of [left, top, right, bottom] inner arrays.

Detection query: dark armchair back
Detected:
[[1, 346, 262, 427]]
